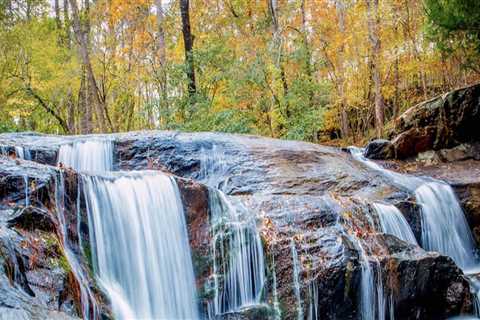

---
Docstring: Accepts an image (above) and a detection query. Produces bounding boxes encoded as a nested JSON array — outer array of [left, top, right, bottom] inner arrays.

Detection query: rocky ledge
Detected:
[[0, 131, 475, 319]]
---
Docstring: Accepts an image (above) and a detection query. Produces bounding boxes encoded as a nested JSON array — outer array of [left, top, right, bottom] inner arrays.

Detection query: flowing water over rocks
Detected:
[[82, 173, 199, 319], [0, 131, 477, 319]]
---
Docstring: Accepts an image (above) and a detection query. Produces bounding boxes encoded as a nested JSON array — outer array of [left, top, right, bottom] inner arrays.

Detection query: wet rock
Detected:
[[0, 158, 109, 319], [364, 139, 395, 160], [0, 131, 476, 319]]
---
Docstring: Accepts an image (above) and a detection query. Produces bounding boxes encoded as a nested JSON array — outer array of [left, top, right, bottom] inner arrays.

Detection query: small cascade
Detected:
[[271, 253, 282, 320], [15, 147, 31, 160], [290, 240, 304, 320], [82, 173, 199, 319], [55, 173, 99, 320], [357, 247, 386, 320], [350, 147, 478, 267], [416, 182, 478, 270], [350, 147, 480, 315], [307, 281, 319, 320], [198, 145, 233, 190], [373, 203, 417, 245], [23, 175, 29, 207], [209, 190, 265, 314], [58, 140, 113, 172]]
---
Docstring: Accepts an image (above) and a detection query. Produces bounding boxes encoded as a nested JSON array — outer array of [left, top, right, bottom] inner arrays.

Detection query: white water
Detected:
[[82, 173, 199, 319], [209, 190, 265, 315], [23, 175, 29, 207], [307, 281, 319, 320], [350, 147, 478, 269], [351, 147, 480, 317], [57, 140, 113, 172], [416, 182, 478, 270], [357, 245, 386, 320], [373, 202, 418, 245], [15, 147, 31, 160], [55, 174, 99, 320], [290, 240, 304, 320], [58, 139, 200, 319]]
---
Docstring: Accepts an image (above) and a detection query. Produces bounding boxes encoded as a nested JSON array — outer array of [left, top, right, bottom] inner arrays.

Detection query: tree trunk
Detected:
[[54, 0, 62, 29], [63, 0, 71, 48], [179, 0, 196, 98], [366, 0, 385, 138], [68, 0, 107, 133], [335, 0, 350, 139], [268, 0, 289, 119], [156, 0, 167, 127]]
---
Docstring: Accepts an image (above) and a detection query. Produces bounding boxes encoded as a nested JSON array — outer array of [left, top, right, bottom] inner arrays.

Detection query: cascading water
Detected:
[[350, 147, 480, 316], [209, 190, 265, 315], [373, 202, 417, 245], [82, 173, 199, 319], [307, 281, 319, 320], [290, 240, 304, 320], [416, 182, 478, 270], [350, 147, 478, 267], [55, 173, 99, 320], [57, 139, 199, 319], [58, 140, 113, 172], [15, 147, 31, 160], [356, 242, 387, 320]]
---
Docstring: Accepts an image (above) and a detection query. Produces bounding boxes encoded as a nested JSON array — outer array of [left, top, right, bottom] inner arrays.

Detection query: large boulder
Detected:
[[366, 83, 480, 160]]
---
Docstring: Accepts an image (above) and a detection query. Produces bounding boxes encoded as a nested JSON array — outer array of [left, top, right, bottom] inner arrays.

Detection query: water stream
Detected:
[[373, 202, 417, 245], [350, 147, 480, 317], [82, 173, 199, 319], [58, 139, 199, 319], [209, 189, 265, 315]]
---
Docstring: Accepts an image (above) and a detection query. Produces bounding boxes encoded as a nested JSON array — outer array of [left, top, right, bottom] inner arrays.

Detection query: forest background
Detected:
[[0, 0, 479, 145]]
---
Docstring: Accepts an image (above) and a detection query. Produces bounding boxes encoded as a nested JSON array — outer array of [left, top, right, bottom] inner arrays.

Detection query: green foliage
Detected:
[[425, 0, 480, 71]]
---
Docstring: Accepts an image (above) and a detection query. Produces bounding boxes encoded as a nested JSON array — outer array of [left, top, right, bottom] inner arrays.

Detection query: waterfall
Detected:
[[57, 139, 199, 319], [373, 202, 417, 245], [23, 175, 29, 207], [350, 147, 480, 316], [307, 281, 319, 320], [350, 147, 478, 268], [57, 140, 113, 172], [416, 182, 478, 270], [15, 147, 31, 160], [290, 240, 304, 320], [357, 246, 386, 320], [82, 173, 199, 319], [210, 190, 265, 314], [55, 173, 99, 320]]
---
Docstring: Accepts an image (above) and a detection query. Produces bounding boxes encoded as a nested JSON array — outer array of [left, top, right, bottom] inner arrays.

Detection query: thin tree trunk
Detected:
[[68, 0, 107, 132], [54, 0, 62, 29], [156, 0, 167, 127], [179, 0, 196, 98], [392, 2, 400, 118], [366, 0, 385, 137], [63, 0, 71, 48], [268, 0, 289, 119], [335, 0, 350, 138]]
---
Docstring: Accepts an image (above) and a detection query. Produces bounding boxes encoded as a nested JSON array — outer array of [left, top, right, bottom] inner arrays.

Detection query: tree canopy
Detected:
[[0, 0, 479, 144]]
